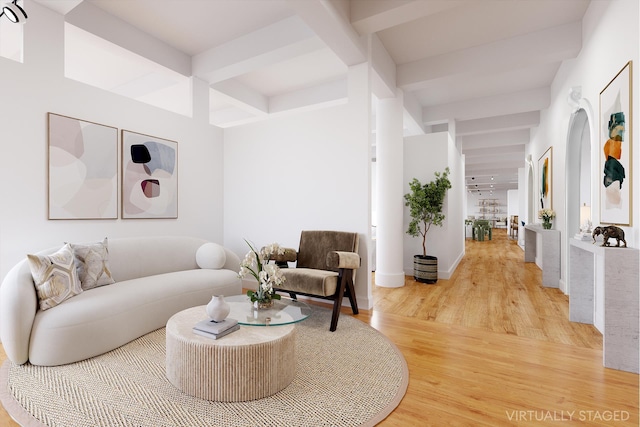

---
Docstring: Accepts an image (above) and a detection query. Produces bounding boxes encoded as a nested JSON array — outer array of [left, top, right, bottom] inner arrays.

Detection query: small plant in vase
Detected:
[[538, 208, 556, 229], [238, 240, 285, 308]]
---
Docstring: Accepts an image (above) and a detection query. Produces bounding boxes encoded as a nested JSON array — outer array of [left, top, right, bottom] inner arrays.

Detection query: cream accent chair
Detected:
[[270, 231, 360, 332]]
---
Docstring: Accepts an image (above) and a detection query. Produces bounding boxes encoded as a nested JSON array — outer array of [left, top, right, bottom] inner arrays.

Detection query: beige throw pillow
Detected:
[[70, 238, 115, 290], [27, 243, 83, 311]]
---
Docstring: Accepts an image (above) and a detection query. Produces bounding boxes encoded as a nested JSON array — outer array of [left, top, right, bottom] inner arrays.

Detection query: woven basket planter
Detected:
[[413, 255, 438, 284]]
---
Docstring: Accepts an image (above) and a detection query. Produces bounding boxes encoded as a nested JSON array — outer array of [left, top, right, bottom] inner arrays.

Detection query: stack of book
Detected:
[[192, 318, 239, 340]]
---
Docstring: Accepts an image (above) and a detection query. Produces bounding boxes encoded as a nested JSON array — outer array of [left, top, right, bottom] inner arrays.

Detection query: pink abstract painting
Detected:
[[48, 113, 118, 219]]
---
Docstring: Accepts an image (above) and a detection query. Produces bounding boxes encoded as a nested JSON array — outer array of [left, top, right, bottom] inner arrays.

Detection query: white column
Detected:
[[375, 90, 405, 288]]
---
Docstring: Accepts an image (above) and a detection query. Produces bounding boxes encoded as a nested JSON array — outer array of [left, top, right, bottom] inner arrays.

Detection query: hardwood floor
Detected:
[[370, 229, 603, 349], [356, 229, 638, 426], [0, 229, 637, 426]]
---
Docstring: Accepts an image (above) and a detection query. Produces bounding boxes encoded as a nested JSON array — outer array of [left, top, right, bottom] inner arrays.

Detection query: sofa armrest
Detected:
[[326, 251, 360, 270], [222, 247, 241, 273], [0, 259, 38, 365]]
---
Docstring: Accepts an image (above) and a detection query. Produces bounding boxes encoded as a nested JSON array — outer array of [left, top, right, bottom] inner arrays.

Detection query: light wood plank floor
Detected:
[[1, 229, 637, 426], [357, 229, 638, 426]]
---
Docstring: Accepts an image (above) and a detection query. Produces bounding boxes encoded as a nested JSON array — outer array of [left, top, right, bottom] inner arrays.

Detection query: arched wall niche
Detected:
[[565, 99, 599, 327], [525, 155, 535, 240], [566, 108, 592, 243]]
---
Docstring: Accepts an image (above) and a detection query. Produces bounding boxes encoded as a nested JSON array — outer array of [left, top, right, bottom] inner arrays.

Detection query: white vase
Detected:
[[206, 295, 230, 322]]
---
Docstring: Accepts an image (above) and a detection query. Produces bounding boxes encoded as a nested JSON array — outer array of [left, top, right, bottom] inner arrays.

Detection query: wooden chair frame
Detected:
[[275, 261, 358, 332]]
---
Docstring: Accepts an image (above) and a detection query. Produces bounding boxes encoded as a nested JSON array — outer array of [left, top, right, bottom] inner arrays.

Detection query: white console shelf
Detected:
[[524, 224, 560, 288], [569, 239, 639, 373]]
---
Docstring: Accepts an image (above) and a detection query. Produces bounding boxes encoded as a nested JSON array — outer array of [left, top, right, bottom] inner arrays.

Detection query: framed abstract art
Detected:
[[600, 61, 632, 226], [48, 113, 118, 219], [538, 146, 552, 211], [122, 130, 178, 219]]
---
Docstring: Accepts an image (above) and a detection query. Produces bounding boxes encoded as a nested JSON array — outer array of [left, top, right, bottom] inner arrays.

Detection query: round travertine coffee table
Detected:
[[165, 298, 310, 402]]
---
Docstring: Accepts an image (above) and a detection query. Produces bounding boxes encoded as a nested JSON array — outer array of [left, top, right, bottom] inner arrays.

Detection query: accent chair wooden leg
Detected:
[[330, 274, 348, 332], [345, 275, 359, 315]]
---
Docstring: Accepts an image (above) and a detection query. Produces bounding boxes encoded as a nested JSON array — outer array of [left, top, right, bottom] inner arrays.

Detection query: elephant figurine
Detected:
[[592, 225, 627, 247]]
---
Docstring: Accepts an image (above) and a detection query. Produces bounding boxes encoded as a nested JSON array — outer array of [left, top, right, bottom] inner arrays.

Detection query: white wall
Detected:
[[518, 166, 526, 245], [447, 131, 465, 274], [223, 64, 373, 308], [527, 0, 639, 290], [0, 3, 225, 281], [403, 132, 464, 279]]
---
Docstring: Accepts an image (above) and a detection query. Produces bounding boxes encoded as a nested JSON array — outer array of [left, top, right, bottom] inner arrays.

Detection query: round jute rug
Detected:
[[1, 305, 408, 427]]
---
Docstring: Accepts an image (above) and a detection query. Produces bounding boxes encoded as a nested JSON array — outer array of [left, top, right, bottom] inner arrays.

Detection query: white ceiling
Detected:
[[90, 0, 296, 56], [34, 0, 592, 192]]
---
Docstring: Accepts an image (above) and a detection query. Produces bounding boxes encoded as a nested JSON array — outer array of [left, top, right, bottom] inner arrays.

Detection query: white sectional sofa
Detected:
[[0, 236, 242, 366]]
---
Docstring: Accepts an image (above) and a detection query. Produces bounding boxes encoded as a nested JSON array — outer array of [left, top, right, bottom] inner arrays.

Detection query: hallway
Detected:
[[352, 228, 639, 425], [371, 228, 602, 348]]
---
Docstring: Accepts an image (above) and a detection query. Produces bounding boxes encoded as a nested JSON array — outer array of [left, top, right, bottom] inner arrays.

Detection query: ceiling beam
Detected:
[[466, 163, 522, 175], [467, 175, 519, 185], [210, 78, 349, 128], [468, 184, 519, 191], [465, 150, 525, 165], [456, 111, 540, 136], [269, 78, 348, 114], [458, 129, 530, 150], [33, 0, 84, 15], [210, 80, 269, 117], [287, 0, 366, 66], [350, 0, 465, 35], [209, 106, 256, 128], [65, 2, 191, 76], [397, 21, 582, 91], [464, 144, 525, 158], [371, 33, 396, 99], [423, 87, 550, 125], [192, 16, 324, 84]]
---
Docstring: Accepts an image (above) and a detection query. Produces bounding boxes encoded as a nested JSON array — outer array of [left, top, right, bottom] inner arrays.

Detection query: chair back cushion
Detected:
[[297, 231, 359, 271]]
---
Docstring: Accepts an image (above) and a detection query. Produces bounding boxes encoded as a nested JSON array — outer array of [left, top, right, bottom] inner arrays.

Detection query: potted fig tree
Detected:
[[404, 167, 452, 284]]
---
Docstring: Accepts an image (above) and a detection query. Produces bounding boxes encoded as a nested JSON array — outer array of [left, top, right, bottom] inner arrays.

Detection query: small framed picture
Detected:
[[538, 146, 552, 211], [122, 130, 178, 219]]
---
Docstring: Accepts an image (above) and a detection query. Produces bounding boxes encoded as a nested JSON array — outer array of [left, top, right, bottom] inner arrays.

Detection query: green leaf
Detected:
[[404, 167, 452, 255]]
